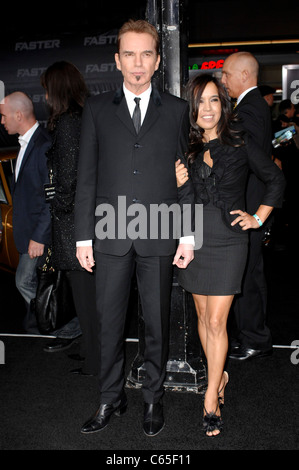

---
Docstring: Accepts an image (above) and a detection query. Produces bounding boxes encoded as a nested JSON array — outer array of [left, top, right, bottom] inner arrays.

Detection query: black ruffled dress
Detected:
[[178, 138, 249, 295]]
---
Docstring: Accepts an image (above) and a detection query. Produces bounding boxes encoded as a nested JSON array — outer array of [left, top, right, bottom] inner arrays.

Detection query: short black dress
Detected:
[[178, 141, 249, 296]]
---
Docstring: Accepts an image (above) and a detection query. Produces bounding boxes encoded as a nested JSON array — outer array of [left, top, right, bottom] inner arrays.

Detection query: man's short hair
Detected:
[[117, 19, 160, 55]]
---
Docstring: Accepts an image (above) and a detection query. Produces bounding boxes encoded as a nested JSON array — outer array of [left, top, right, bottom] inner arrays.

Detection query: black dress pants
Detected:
[[95, 246, 173, 404], [67, 270, 99, 375]]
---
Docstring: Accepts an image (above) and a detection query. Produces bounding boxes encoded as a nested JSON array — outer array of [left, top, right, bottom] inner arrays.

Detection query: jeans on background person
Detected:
[[52, 316, 82, 339], [16, 252, 47, 333]]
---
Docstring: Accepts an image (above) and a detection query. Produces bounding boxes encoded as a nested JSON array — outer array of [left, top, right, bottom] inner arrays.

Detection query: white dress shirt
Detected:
[[123, 83, 152, 125], [15, 121, 39, 181]]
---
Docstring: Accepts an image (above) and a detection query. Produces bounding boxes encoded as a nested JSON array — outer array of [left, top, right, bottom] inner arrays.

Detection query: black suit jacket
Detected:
[[236, 87, 273, 213], [75, 86, 194, 256], [11, 125, 52, 254]]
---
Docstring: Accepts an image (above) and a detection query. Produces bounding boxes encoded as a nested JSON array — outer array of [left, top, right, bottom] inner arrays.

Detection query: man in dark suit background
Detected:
[[221, 52, 274, 361], [75, 19, 194, 436], [0, 92, 51, 332]]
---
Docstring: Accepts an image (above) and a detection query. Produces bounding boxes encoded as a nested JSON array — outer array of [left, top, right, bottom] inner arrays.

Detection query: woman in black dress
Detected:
[[41, 61, 98, 375], [177, 74, 285, 436]]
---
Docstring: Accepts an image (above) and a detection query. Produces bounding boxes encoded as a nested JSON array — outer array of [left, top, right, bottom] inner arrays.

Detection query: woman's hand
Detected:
[[175, 159, 189, 188], [230, 210, 261, 230]]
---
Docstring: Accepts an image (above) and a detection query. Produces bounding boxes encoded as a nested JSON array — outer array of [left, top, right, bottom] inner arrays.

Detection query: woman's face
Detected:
[[196, 81, 222, 140]]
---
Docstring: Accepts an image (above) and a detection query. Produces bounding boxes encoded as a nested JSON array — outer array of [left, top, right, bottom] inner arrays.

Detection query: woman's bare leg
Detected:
[[192, 294, 234, 435]]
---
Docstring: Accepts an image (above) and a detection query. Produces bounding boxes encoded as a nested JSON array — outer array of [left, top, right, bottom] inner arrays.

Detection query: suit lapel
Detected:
[[16, 126, 40, 182], [114, 85, 162, 137], [138, 98, 160, 139], [115, 95, 136, 135]]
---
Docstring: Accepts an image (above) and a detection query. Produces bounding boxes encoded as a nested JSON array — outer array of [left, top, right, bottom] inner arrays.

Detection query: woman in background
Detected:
[[41, 61, 98, 376]]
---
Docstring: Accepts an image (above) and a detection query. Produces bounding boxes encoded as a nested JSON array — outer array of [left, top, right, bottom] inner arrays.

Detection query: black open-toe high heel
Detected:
[[218, 371, 229, 409], [203, 403, 223, 436]]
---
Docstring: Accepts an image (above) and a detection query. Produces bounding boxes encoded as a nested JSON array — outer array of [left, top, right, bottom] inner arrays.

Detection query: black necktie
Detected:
[[132, 97, 141, 133]]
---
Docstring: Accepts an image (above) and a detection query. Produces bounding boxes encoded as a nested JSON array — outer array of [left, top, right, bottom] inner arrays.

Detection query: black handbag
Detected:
[[32, 248, 75, 334]]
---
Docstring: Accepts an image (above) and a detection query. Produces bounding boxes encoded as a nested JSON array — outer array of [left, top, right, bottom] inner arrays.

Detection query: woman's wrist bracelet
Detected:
[[253, 214, 263, 227]]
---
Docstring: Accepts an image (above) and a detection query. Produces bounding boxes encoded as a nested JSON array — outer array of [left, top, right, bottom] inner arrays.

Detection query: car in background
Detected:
[[0, 148, 19, 271]]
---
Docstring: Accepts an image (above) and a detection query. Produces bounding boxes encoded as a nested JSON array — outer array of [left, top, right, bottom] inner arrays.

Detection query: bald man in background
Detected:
[[0, 92, 51, 333], [221, 52, 274, 360]]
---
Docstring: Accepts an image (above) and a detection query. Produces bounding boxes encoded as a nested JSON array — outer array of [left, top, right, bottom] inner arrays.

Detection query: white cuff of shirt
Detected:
[[179, 236, 195, 246], [76, 240, 93, 247]]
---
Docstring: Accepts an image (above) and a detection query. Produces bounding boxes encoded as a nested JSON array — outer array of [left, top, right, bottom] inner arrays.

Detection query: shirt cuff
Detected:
[[179, 236, 195, 246], [76, 240, 93, 247]]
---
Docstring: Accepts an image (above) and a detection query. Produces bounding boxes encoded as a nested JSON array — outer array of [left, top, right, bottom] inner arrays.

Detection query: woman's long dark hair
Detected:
[[186, 74, 244, 165], [41, 61, 88, 130]]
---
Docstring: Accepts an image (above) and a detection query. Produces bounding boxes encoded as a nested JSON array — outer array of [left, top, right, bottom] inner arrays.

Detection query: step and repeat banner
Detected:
[[282, 65, 299, 102], [1, 29, 298, 147], [0, 29, 122, 146]]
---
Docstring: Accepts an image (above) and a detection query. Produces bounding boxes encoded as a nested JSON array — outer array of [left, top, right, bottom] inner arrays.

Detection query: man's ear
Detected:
[[155, 54, 161, 71], [242, 69, 249, 83], [115, 53, 121, 71], [16, 110, 22, 122]]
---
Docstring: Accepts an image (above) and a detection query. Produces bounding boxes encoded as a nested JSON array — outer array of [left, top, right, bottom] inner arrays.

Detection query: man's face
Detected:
[[221, 57, 244, 99], [0, 100, 19, 135], [115, 31, 160, 95]]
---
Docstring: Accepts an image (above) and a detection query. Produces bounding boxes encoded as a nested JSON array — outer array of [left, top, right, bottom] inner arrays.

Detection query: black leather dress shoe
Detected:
[[43, 338, 79, 353], [81, 394, 127, 434], [143, 401, 165, 437], [229, 345, 272, 361]]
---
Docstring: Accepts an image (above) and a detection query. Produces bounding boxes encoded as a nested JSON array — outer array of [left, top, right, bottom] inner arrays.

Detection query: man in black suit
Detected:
[[0, 92, 51, 332], [221, 52, 273, 361], [75, 19, 194, 436]]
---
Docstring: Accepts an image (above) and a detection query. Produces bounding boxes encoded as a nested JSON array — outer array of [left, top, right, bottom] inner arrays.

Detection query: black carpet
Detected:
[[0, 235, 298, 453]]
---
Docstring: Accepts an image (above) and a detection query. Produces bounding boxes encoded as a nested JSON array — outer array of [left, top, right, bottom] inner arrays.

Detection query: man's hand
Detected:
[[173, 243, 194, 269], [28, 240, 45, 259], [76, 246, 95, 272]]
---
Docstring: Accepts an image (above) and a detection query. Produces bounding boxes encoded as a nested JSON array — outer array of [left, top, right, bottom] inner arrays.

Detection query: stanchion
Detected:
[[126, 273, 207, 394]]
